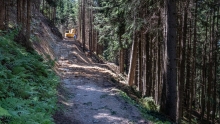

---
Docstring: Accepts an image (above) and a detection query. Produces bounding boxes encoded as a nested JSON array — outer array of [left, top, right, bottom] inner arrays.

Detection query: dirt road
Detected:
[[53, 39, 148, 124]]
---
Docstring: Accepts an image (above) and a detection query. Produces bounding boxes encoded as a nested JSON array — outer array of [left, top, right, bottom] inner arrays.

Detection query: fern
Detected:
[[0, 31, 59, 124], [141, 97, 158, 112], [0, 107, 11, 117]]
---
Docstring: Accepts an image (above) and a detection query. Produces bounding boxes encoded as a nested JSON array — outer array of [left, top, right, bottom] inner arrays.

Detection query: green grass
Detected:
[[0, 30, 59, 124], [119, 91, 171, 124]]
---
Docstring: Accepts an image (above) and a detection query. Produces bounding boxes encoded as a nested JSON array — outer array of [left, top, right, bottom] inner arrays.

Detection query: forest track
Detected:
[[53, 38, 148, 124]]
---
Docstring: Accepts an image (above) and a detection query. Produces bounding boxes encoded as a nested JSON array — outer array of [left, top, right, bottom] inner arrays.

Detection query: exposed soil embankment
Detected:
[[32, 12, 62, 61]]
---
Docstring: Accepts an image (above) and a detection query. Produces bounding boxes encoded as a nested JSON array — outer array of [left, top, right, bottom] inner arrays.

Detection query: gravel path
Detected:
[[53, 39, 148, 124]]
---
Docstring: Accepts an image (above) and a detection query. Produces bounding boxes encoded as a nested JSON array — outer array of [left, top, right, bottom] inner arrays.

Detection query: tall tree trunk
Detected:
[[201, 15, 209, 120], [157, 12, 162, 104], [191, 1, 198, 121], [82, 0, 86, 52], [128, 32, 138, 86], [160, 0, 178, 122], [78, 0, 81, 41], [17, 0, 22, 25], [214, 5, 219, 124], [120, 49, 125, 74], [95, 30, 98, 54], [137, 33, 142, 93], [119, 32, 125, 74], [88, 0, 92, 51], [211, 10, 217, 124], [188, 19, 193, 124], [0, 0, 5, 30], [179, 1, 189, 121], [145, 33, 150, 96], [5, 0, 9, 30], [25, 0, 32, 50], [207, 11, 213, 121], [22, 0, 26, 32], [149, 35, 153, 96], [26, 0, 31, 41], [142, 32, 146, 96], [150, 36, 154, 97]]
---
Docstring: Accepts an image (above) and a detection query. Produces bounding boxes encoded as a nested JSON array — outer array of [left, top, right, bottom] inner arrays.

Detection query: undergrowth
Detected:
[[0, 30, 59, 124], [119, 91, 171, 124]]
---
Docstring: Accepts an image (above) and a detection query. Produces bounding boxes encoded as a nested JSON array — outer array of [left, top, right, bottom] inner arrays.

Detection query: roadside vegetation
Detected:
[[0, 30, 59, 124], [119, 90, 170, 124]]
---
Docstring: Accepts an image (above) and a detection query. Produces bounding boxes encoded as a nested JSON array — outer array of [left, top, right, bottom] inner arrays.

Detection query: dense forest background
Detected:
[[76, 0, 220, 123], [0, 0, 219, 123]]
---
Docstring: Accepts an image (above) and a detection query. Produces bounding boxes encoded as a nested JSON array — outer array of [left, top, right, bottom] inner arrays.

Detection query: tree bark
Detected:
[[26, 0, 31, 41], [137, 33, 142, 93], [179, 1, 188, 121], [142, 33, 146, 96], [211, 4, 218, 123], [191, 1, 198, 121], [119, 33, 125, 74], [0, 0, 5, 30], [5, 0, 9, 30], [120, 49, 125, 73], [24, 0, 32, 50], [17, 0, 22, 25], [145, 33, 150, 96], [207, 11, 213, 121], [82, 0, 86, 52], [160, 0, 178, 122], [128, 32, 138, 86], [22, 0, 26, 31], [201, 14, 209, 120], [78, 0, 81, 41]]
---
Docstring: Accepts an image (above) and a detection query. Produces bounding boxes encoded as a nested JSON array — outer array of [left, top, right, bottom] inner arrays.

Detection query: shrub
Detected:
[[141, 97, 158, 112]]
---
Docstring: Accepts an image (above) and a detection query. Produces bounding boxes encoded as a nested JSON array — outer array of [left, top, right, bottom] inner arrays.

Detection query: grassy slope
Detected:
[[0, 30, 59, 124]]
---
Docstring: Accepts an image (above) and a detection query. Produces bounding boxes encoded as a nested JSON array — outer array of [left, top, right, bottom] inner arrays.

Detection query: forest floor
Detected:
[[52, 38, 149, 124]]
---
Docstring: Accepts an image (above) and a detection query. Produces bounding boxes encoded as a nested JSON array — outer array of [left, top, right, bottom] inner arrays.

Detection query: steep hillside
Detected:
[[0, 6, 63, 124], [0, 26, 59, 124], [31, 11, 62, 61]]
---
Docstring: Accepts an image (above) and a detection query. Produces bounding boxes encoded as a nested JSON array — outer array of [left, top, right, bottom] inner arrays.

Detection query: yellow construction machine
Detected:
[[65, 29, 76, 38]]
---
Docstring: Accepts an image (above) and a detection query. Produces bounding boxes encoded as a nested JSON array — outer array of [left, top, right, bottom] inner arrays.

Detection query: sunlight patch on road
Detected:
[[94, 113, 126, 122], [68, 64, 116, 76], [76, 85, 107, 93]]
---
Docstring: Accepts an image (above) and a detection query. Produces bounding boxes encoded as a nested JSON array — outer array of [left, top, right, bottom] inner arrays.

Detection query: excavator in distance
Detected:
[[65, 29, 76, 38]]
